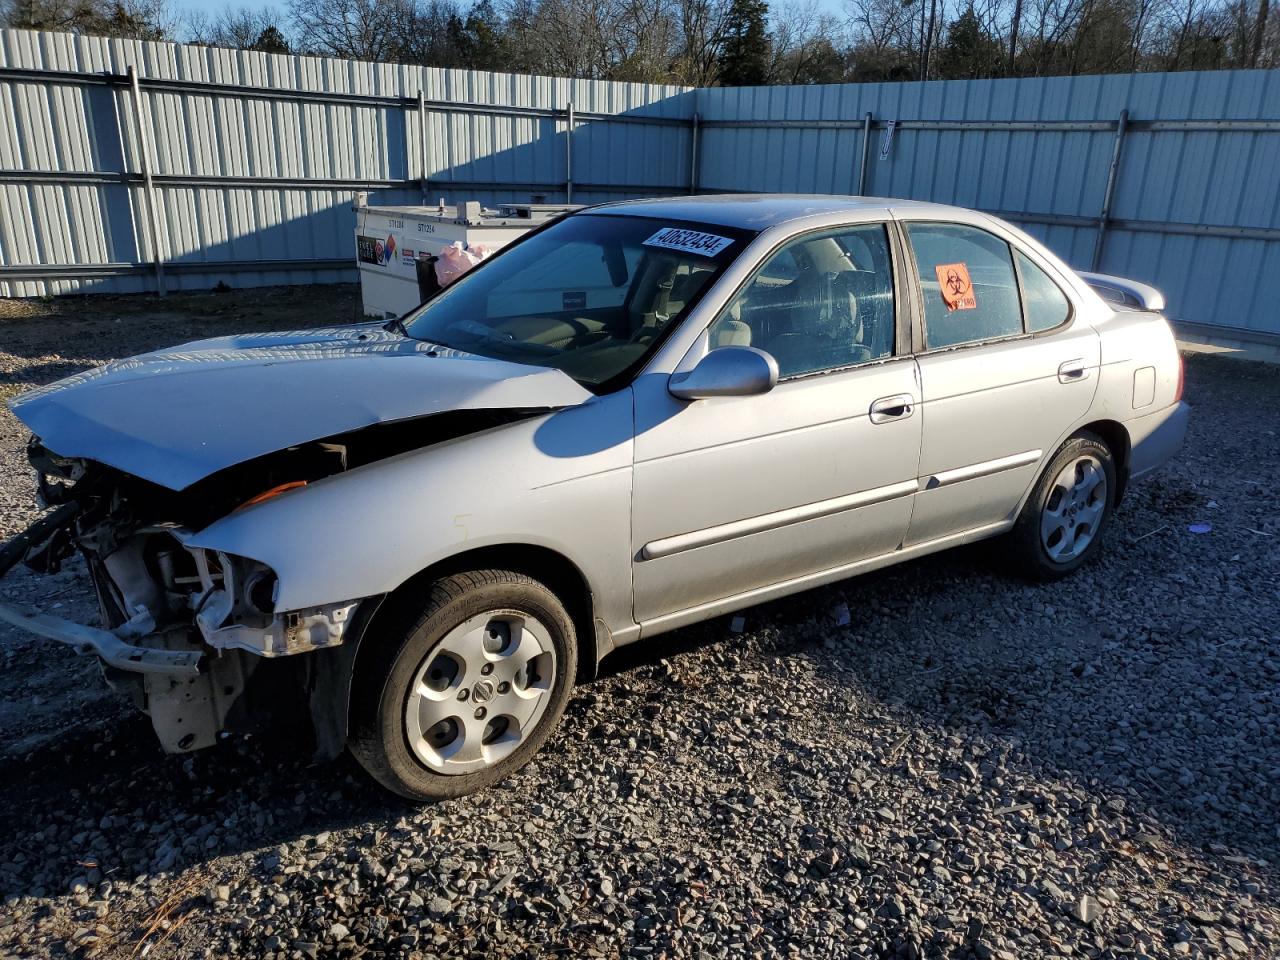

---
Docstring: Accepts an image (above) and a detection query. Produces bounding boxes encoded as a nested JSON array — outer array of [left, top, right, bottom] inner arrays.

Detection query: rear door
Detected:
[[899, 218, 1100, 545]]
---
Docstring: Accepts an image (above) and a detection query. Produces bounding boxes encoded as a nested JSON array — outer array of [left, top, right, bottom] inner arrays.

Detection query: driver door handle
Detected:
[[870, 393, 914, 424]]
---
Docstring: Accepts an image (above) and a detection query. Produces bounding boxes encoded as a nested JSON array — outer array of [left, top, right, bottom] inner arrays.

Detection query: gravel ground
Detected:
[[0, 287, 1276, 960]]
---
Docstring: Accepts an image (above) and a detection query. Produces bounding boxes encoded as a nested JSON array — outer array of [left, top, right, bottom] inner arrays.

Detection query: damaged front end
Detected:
[[0, 440, 366, 754], [2, 327, 596, 757]]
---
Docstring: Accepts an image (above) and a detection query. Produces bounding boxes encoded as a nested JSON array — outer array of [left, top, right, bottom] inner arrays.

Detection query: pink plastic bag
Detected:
[[434, 241, 492, 287]]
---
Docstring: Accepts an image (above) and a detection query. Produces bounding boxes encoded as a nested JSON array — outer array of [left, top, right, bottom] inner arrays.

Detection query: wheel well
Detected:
[[379, 544, 600, 681], [308, 544, 602, 760], [1077, 419, 1131, 503]]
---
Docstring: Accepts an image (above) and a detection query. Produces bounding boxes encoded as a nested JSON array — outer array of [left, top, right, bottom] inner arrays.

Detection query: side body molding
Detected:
[[641, 480, 918, 560]]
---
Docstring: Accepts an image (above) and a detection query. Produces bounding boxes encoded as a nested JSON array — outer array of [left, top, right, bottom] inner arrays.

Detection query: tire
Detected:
[[348, 569, 577, 801], [1007, 431, 1117, 582]]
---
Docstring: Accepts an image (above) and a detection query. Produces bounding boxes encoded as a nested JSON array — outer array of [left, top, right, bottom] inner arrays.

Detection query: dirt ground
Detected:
[[0, 285, 1277, 960]]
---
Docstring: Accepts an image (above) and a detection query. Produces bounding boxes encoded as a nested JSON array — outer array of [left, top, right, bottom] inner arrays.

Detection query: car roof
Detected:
[[587, 194, 969, 231]]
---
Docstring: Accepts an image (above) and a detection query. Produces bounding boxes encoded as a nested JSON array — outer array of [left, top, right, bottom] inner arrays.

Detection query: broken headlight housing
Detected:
[[184, 546, 357, 658]]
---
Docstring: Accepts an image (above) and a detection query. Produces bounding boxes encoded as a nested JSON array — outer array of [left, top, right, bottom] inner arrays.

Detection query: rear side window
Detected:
[[906, 223, 1023, 349], [1017, 251, 1071, 332]]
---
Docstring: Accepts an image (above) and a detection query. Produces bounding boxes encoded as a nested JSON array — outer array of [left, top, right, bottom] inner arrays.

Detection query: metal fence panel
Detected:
[[695, 70, 1280, 336], [0, 27, 695, 296], [2, 25, 1278, 337]]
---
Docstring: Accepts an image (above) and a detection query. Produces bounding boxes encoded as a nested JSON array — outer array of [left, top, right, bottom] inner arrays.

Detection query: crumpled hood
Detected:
[[9, 323, 593, 491]]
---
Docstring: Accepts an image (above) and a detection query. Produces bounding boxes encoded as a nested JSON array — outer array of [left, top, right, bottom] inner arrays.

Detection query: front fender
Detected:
[[185, 391, 636, 635]]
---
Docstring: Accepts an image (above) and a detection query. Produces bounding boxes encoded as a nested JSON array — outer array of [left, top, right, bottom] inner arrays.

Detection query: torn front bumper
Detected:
[[0, 504, 202, 678], [0, 603, 201, 676], [0, 503, 374, 753]]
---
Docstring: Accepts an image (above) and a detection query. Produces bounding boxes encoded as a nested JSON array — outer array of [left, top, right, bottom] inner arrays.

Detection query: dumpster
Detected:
[[353, 196, 580, 318]]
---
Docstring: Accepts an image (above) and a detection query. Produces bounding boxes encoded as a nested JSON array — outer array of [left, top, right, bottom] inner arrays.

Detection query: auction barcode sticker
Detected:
[[644, 227, 734, 257]]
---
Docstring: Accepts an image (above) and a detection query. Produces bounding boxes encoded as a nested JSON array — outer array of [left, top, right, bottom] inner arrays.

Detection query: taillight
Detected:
[[1174, 353, 1185, 403]]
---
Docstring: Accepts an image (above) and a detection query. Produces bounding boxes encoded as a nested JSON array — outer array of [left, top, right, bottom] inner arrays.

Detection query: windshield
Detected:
[[400, 213, 753, 392]]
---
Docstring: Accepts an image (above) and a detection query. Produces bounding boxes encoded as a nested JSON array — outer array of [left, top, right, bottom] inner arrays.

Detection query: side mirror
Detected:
[[669, 346, 779, 400]]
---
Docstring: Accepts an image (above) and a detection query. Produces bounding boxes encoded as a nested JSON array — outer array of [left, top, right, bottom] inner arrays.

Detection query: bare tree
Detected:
[[188, 5, 291, 49], [921, 0, 940, 77], [845, 0, 915, 53], [610, 0, 679, 80], [673, 0, 732, 84], [288, 0, 407, 59], [767, 0, 845, 81], [10, 0, 1270, 85], [3, 0, 179, 37], [1127, 0, 1168, 66], [1019, 0, 1089, 73], [1249, 0, 1270, 63], [1008, 0, 1024, 67]]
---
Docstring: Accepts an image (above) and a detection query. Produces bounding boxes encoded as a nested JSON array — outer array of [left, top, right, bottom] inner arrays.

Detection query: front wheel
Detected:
[[349, 570, 577, 801], [1007, 431, 1116, 581]]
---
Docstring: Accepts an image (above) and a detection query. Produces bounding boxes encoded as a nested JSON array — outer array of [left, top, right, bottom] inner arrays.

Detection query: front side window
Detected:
[[708, 224, 896, 379], [401, 214, 752, 391], [907, 222, 1023, 349]]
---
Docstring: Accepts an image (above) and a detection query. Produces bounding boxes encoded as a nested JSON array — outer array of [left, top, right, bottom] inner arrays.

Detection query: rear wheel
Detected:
[[1008, 432, 1116, 581], [349, 570, 577, 801]]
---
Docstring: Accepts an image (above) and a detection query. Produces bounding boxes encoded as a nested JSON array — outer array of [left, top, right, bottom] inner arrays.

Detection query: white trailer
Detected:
[[353, 197, 579, 318]]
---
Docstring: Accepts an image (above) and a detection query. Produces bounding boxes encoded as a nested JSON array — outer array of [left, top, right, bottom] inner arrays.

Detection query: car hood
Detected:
[[9, 323, 594, 491]]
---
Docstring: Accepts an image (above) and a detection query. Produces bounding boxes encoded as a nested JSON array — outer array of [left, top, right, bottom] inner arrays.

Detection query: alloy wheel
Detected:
[[404, 611, 557, 774], [1040, 454, 1108, 563]]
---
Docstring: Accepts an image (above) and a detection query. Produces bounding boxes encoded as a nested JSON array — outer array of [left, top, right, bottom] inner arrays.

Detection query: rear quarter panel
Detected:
[[1088, 310, 1182, 422]]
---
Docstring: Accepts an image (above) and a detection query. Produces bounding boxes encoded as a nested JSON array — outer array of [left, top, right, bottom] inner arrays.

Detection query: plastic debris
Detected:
[[1076, 894, 1102, 924], [729, 615, 746, 634], [1187, 522, 1213, 534], [434, 241, 493, 287], [833, 602, 851, 626]]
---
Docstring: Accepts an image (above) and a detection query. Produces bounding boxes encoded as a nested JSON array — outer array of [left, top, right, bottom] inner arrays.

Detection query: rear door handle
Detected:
[[1058, 359, 1090, 383], [870, 393, 914, 423]]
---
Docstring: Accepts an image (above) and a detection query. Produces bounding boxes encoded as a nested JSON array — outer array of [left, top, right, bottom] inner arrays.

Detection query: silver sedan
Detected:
[[2, 195, 1188, 799]]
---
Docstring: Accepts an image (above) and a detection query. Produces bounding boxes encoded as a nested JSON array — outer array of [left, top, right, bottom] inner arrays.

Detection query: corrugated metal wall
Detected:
[[696, 71, 1280, 336], [0, 28, 694, 296], [2, 26, 1278, 336]]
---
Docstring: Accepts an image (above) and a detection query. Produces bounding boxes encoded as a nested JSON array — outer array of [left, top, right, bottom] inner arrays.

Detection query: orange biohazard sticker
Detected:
[[935, 262, 977, 311]]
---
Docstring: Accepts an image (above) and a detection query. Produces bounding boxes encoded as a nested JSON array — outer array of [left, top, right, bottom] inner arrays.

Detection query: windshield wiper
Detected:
[[384, 315, 408, 336]]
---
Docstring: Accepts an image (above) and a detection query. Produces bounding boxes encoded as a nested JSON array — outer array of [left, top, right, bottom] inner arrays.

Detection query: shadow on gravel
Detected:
[[0, 352, 1274, 910], [0, 713, 410, 898], [7, 527, 1270, 904]]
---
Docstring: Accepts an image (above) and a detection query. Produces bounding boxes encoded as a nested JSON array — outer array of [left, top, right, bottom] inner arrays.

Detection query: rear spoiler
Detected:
[[1077, 271, 1166, 312]]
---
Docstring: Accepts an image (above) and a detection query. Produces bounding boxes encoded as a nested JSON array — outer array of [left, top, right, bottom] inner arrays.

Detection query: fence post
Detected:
[[418, 88, 429, 203], [102, 73, 135, 276], [1092, 108, 1129, 272], [857, 111, 873, 195], [565, 101, 574, 203], [689, 112, 700, 195], [127, 66, 165, 297]]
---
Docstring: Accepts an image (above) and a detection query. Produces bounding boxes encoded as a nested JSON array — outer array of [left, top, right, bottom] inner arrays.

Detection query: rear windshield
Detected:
[[400, 213, 754, 392]]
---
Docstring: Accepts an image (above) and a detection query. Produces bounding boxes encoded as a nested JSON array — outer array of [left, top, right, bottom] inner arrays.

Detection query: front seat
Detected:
[[838, 269, 892, 360], [765, 269, 840, 376], [709, 315, 752, 348]]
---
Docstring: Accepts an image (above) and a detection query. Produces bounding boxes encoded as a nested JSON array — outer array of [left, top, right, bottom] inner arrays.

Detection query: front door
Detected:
[[631, 222, 922, 627], [900, 219, 1101, 545]]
